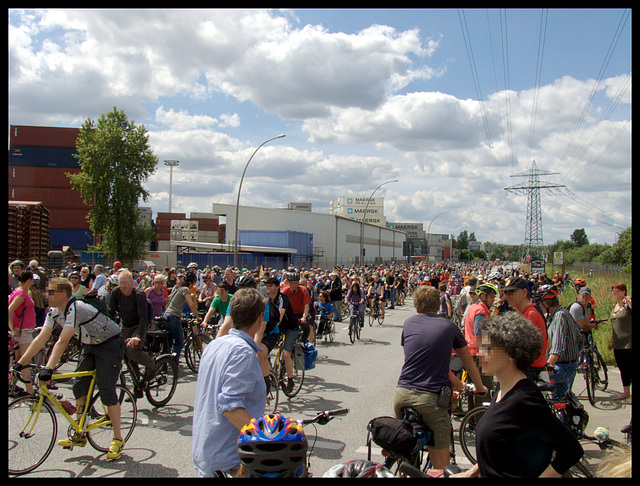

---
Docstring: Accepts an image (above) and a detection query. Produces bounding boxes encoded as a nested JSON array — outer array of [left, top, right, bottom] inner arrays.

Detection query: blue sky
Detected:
[[8, 8, 632, 246]]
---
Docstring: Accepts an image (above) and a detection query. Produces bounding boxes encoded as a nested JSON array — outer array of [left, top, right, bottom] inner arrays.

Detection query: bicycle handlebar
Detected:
[[300, 408, 349, 426]]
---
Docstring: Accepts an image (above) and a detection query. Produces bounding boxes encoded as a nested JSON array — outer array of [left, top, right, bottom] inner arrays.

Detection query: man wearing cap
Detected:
[[569, 287, 598, 331], [503, 276, 549, 381]]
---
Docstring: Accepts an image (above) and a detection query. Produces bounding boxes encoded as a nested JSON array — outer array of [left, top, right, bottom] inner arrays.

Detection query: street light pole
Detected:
[[234, 134, 286, 268], [164, 160, 180, 213], [359, 179, 398, 265], [426, 210, 449, 262]]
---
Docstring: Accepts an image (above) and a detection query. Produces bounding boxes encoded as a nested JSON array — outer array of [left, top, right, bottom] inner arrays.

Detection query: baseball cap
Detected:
[[502, 276, 529, 291]]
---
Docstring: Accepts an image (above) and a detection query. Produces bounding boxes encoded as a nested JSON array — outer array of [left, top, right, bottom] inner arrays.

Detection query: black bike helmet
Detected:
[[182, 272, 197, 286], [235, 274, 257, 288], [323, 460, 395, 478], [286, 272, 300, 282]]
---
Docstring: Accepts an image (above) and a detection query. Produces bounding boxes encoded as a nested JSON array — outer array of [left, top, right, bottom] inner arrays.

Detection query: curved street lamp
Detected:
[[426, 210, 449, 261], [234, 134, 286, 268], [359, 179, 398, 265]]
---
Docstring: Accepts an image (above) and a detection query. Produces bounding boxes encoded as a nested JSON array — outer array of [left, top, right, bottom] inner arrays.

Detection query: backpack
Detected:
[[64, 292, 110, 323]]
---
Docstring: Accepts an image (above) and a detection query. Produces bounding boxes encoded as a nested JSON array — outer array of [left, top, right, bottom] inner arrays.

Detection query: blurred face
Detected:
[[47, 284, 67, 308], [289, 280, 299, 291], [265, 283, 278, 297], [504, 288, 526, 309], [477, 336, 511, 377], [69, 274, 80, 285], [118, 273, 134, 294], [154, 278, 164, 288], [480, 292, 496, 308]]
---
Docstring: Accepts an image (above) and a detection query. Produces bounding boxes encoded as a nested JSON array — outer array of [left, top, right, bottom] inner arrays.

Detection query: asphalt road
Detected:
[[15, 295, 631, 477]]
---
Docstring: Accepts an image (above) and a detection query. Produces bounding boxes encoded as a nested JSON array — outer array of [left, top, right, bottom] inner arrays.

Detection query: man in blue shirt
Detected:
[[192, 288, 267, 477]]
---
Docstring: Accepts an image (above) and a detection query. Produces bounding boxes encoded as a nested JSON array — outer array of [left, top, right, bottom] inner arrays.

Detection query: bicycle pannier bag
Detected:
[[367, 416, 417, 455]]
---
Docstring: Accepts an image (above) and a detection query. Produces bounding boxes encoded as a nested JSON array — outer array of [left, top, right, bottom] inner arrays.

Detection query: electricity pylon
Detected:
[[504, 160, 566, 261]]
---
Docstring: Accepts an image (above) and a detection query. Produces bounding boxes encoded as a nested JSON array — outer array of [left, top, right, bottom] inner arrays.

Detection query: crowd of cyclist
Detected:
[[9, 256, 631, 477]]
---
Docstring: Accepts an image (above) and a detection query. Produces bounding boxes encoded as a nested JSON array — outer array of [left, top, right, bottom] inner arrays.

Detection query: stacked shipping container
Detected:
[[155, 212, 221, 251], [8, 125, 91, 252]]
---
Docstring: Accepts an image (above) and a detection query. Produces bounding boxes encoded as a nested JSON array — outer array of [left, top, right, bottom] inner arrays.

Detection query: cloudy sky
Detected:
[[8, 8, 631, 245]]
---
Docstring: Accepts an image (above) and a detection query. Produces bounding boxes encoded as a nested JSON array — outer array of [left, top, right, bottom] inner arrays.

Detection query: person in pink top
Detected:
[[9, 269, 37, 395]]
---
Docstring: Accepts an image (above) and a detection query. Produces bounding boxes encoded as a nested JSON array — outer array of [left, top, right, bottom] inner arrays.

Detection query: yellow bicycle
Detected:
[[8, 364, 137, 476]]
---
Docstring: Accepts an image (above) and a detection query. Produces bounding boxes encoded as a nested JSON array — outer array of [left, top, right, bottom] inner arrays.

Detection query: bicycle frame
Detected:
[[19, 369, 106, 439]]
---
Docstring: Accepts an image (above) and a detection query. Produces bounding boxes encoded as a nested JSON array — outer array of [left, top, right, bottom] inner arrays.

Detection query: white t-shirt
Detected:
[[45, 300, 121, 345]]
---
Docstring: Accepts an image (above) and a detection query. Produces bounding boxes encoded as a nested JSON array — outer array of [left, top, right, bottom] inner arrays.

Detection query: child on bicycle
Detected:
[[345, 281, 366, 327], [314, 291, 334, 336]]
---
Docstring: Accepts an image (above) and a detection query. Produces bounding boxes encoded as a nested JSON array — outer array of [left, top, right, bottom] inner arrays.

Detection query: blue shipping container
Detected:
[[9, 146, 80, 168], [49, 229, 94, 251], [238, 230, 312, 267], [178, 252, 288, 271]]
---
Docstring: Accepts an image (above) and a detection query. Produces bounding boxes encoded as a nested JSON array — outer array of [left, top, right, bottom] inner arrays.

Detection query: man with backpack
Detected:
[[107, 270, 157, 396], [12, 277, 126, 459]]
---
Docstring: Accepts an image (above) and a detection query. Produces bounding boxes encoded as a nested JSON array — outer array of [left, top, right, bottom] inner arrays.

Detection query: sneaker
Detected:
[[107, 438, 125, 460], [58, 433, 87, 449], [285, 378, 295, 394]]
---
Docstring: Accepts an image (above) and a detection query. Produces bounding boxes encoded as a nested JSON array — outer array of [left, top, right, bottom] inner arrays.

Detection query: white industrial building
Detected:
[[210, 202, 406, 269]]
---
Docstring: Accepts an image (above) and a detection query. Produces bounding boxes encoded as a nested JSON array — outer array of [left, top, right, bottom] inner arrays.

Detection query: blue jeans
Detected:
[[162, 312, 184, 367], [332, 300, 342, 321], [551, 360, 579, 400]]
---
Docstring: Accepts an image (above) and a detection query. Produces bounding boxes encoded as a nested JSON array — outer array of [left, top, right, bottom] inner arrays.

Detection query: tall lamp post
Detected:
[[164, 160, 180, 213], [359, 179, 398, 265], [234, 134, 286, 268], [426, 210, 449, 261]]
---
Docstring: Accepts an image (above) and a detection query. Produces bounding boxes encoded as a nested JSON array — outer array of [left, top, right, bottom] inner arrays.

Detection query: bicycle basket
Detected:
[[367, 416, 417, 455]]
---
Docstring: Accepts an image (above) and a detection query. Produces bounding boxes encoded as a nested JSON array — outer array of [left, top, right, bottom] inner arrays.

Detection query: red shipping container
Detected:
[[8, 166, 81, 188], [10, 125, 80, 148], [9, 186, 90, 209], [49, 208, 91, 230]]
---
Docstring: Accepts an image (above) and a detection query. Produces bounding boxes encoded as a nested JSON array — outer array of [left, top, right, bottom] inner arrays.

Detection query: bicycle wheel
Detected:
[[266, 367, 279, 414], [459, 406, 487, 465], [377, 308, 385, 325], [368, 307, 375, 327], [584, 356, 597, 406], [146, 355, 179, 407], [8, 396, 58, 476], [328, 319, 335, 343], [87, 384, 138, 452], [355, 317, 361, 340], [593, 349, 609, 392], [280, 348, 305, 398], [349, 317, 356, 344], [185, 333, 212, 374]]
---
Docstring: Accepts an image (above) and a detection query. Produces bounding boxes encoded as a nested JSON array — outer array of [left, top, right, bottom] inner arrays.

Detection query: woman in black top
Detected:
[[454, 312, 584, 478]]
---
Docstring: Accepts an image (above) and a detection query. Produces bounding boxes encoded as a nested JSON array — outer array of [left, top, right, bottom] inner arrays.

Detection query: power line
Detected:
[[554, 8, 631, 173], [457, 8, 504, 185]]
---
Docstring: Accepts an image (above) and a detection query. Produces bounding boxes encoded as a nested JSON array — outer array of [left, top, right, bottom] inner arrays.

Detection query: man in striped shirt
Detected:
[[537, 285, 582, 400]]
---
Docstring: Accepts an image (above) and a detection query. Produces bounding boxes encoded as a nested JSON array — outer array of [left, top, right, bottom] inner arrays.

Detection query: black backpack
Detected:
[[63, 292, 110, 324], [366, 416, 417, 455]]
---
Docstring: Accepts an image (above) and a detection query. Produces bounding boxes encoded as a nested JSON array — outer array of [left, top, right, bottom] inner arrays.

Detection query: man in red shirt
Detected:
[[281, 272, 313, 343], [464, 282, 498, 408], [503, 276, 548, 381]]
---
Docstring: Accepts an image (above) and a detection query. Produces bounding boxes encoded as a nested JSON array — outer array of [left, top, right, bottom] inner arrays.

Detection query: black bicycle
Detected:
[[368, 295, 384, 326], [577, 321, 609, 406], [348, 303, 363, 344], [119, 320, 178, 407]]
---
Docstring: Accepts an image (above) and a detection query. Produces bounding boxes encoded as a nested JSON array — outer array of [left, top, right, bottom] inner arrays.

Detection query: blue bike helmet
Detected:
[[237, 414, 308, 478]]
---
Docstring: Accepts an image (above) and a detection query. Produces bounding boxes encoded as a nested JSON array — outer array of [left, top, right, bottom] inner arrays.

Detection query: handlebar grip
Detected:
[[328, 408, 349, 416]]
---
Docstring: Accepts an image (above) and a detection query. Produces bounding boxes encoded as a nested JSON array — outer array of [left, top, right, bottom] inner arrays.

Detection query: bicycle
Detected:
[[119, 350, 178, 408], [266, 331, 306, 412], [315, 313, 335, 344], [368, 295, 384, 326], [347, 303, 363, 344], [576, 320, 609, 406], [367, 404, 458, 478], [8, 364, 137, 476], [180, 312, 212, 373]]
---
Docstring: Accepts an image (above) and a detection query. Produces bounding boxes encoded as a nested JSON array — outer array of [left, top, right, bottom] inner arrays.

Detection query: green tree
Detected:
[[68, 107, 158, 262], [570, 228, 589, 247]]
